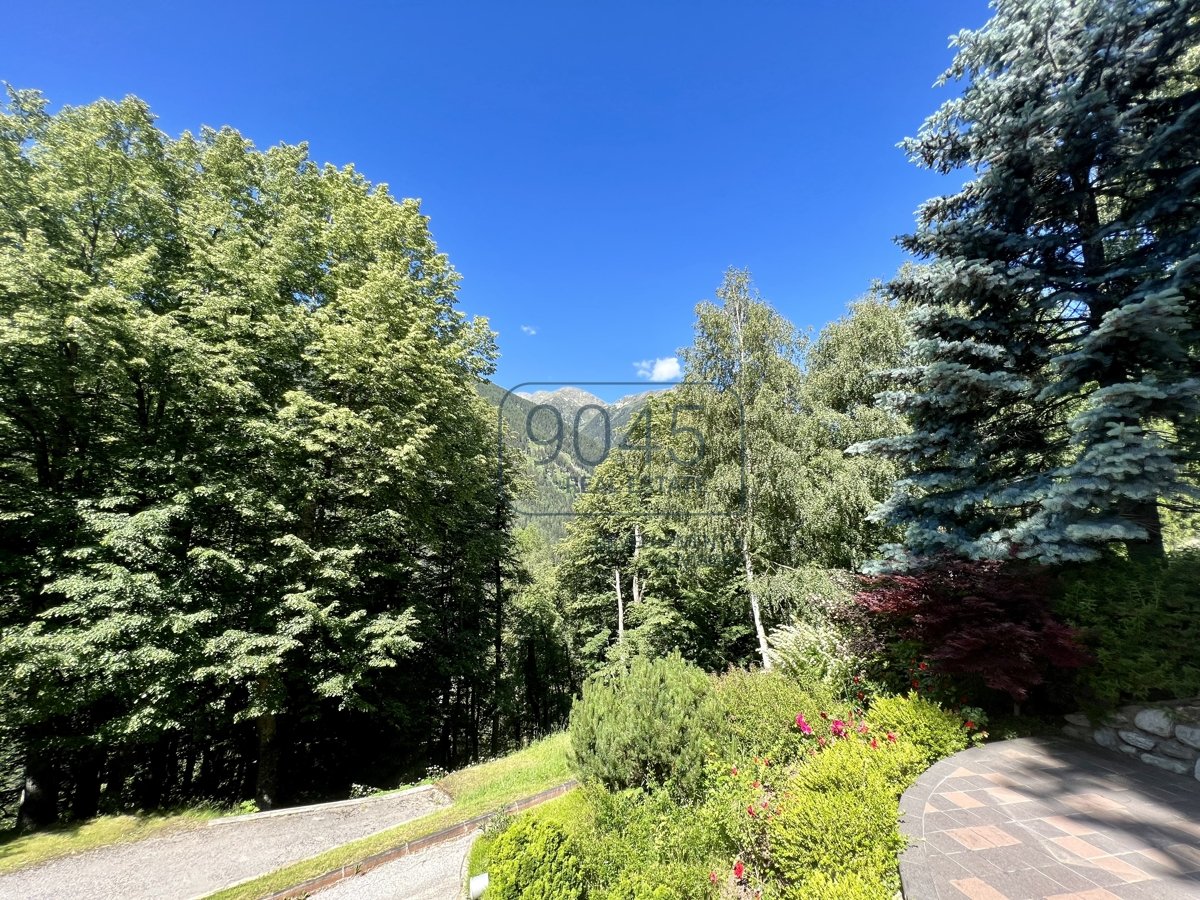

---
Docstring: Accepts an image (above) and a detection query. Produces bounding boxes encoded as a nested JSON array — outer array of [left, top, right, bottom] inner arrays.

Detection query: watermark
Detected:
[[497, 381, 745, 528]]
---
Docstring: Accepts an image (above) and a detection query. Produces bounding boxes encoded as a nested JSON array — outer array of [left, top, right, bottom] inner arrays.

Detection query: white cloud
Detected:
[[634, 357, 681, 381], [521, 324, 537, 336]]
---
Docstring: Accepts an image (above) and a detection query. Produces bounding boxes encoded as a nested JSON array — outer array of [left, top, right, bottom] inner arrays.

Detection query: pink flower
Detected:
[[870, 738, 879, 749], [817, 736, 827, 747], [886, 731, 897, 743], [731, 766, 738, 776], [795, 714, 813, 735], [830, 719, 847, 738], [709, 872, 719, 885], [733, 860, 745, 881], [747, 804, 756, 817], [857, 723, 870, 734]]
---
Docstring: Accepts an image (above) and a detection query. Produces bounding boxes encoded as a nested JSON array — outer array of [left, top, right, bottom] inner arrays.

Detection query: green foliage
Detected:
[[569, 655, 719, 799], [792, 734, 924, 798], [767, 786, 903, 893], [713, 669, 832, 763], [767, 621, 853, 701], [486, 817, 586, 900], [1059, 550, 1200, 705], [0, 88, 528, 823], [866, 694, 967, 766], [786, 867, 894, 900], [861, 1, 1200, 565]]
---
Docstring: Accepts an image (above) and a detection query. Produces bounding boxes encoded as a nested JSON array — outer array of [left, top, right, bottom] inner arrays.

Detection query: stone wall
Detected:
[[1062, 700, 1200, 783]]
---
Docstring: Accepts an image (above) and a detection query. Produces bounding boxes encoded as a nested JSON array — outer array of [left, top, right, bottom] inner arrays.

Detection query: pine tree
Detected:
[[860, 0, 1200, 566]]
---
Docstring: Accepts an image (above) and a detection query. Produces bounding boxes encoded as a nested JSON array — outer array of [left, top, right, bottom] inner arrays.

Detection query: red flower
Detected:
[[856, 691, 865, 701], [830, 719, 847, 738], [918, 662, 928, 671], [911, 678, 920, 688], [853, 675, 861, 684], [886, 731, 897, 743], [733, 860, 745, 880], [752, 780, 760, 789], [965, 720, 976, 730], [746, 804, 756, 817], [870, 738, 879, 749], [730, 766, 738, 776], [819, 711, 828, 719]]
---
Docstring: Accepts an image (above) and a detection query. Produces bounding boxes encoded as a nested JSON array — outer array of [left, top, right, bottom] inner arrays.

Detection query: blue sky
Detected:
[[6, 1, 991, 401]]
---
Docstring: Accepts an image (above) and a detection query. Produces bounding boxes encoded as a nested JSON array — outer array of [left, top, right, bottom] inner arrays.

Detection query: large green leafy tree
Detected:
[[862, 1, 1200, 566], [0, 90, 514, 824]]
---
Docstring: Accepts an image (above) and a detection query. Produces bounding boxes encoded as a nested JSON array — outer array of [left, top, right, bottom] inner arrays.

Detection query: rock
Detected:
[[1195, 757, 1200, 783], [1065, 712, 1091, 728], [1103, 710, 1132, 728], [1172, 704, 1200, 725], [1062, 724, 1093, 742], [1093, 727, 1121, 751], [1156, 739, 1200, 762], [1176, 723, 1200, 750], [1140, 753, 1192, 776], [1118, 729, 1158, 751], [1134, 708, 1175, 737], [1117, 742, 1139, 755]]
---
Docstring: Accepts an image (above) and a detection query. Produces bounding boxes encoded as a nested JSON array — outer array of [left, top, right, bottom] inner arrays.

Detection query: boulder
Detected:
[[1175, 723, 1200, 751], [1118, 729, 1158, 751], [1093, 727, 1121, 751], [1195, 757, 1200, 783], [1140, 753, 1192, 776], [1134, 708, 1175, 738], [1156, 739, 1200, 762]]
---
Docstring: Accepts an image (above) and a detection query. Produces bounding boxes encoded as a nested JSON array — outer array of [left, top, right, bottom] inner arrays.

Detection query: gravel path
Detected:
[[315, 830, 478, 900], [0, 786, 451, 900]]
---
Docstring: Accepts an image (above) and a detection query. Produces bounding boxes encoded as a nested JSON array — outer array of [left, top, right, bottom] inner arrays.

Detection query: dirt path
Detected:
[[314, 830, 478, 900], [0, 786, 450, 900]]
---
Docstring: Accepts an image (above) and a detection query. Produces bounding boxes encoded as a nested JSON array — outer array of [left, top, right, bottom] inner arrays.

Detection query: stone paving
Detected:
[[899, 736, 1200, 900]]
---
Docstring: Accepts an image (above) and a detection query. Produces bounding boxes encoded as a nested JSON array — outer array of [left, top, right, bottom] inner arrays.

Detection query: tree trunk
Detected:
[[70, 748, 104, 820], [614, 567, 624, 642], [17, 750, 59, 830], [743, 531, 772, 670], [1125, 499, 1166, 563], [254, 711, 280, 810], [631, 525, 642, 606]]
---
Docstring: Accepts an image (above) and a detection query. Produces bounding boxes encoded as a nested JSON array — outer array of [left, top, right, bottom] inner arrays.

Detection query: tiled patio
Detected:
[[899, 736, 1200, 899]]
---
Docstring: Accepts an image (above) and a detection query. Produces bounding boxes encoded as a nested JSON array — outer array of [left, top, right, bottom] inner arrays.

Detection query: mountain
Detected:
[[476, 383, 656, 545]]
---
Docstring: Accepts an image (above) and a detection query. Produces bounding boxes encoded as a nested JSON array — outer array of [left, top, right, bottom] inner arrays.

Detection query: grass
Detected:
[[466, 787, 589, 878], [205, 731, 572, 900], [0, 806, 226, 875]]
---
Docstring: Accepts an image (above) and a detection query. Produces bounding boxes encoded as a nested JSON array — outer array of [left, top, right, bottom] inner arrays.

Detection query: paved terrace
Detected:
[[899, 736, 1200, 900]]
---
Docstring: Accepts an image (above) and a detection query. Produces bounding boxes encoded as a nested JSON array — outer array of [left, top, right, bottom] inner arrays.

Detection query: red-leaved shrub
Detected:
[[855, 557, 1087, 701]]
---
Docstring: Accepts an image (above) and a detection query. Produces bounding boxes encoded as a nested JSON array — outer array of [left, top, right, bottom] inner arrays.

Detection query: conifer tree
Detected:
[[860, 0, 1200, 566]]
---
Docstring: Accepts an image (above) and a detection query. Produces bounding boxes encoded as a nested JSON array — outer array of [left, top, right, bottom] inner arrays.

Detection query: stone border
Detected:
[[261, 780, 577, 900], [206, 783, 444, 826], [896, 752, 962, 900], [1061, 698, 1200, 782]]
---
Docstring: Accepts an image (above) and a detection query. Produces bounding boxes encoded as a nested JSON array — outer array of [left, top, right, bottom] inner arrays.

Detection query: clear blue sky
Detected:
[[6, 1, 991, 400]]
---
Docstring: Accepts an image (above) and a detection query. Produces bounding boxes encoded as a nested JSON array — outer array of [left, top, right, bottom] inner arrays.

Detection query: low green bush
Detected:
[[792, 732, 924, 797], [1058, 550, 1200, 706], [767, 786, 904, 892], [569, 654, 720, 800], [866, 694, 967, 765], [486, 816, 587, 900], [713, 669, 834, 764], [787, 867, 894, 899]]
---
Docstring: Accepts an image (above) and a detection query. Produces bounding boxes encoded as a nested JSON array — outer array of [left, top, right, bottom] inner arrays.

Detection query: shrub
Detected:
[[1059, 550, 1200, 705], [487, 817, 586, 900], [767, 786, 904, 890], [787, 867, 894, 899], [713, 668, 833, 764], [855, 557, 1087, 702], [767, 621, 854, 700], [569, 653, 719, 799], [793, 732, 925, 797], [867, 694, 968, 766]]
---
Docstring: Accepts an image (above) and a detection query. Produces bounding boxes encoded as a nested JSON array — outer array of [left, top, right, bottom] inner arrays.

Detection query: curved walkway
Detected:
[[0, 785, 449, 900], [899, 736, 1200, 900]]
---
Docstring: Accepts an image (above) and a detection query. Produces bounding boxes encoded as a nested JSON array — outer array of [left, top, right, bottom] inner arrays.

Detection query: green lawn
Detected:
[[206, 731, 572, 900], [0, 807, 226, 875]]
